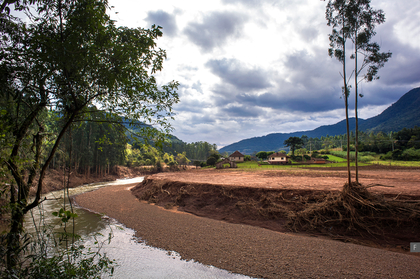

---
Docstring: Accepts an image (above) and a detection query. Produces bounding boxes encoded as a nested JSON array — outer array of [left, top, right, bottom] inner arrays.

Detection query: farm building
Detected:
[[268, 152, 290, 165], [229, 151, 245, 162], [312, 157, 326, 164]]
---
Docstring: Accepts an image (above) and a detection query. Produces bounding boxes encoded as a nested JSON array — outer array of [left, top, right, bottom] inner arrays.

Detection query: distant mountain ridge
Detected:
[[219, 87, 420, 154]]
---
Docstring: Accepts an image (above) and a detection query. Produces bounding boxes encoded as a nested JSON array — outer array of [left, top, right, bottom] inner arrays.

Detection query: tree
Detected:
[[206, 156, 217, 166], [175, 151, 190, 166], [1, 0, 179, 270], [256, 151, 268, 160], [206, 151, 221, 166], [346, 0, 392, 182], [326, 0, 353, 186], [283, 137, 304, 156]]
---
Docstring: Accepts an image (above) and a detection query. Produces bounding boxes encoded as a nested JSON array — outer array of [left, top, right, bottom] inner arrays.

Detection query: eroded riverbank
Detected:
[[75, 178, 420, 279]]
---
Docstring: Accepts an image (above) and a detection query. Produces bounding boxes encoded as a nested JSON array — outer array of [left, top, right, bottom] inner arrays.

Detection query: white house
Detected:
[[268, 152, 290, 165]]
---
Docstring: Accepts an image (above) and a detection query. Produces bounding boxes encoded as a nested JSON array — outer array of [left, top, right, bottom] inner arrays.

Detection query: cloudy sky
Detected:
[[108, 0, 420, 149]]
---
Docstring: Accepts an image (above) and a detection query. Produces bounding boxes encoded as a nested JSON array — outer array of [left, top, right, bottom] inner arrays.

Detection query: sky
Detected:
[[109, 0, 420, 149]]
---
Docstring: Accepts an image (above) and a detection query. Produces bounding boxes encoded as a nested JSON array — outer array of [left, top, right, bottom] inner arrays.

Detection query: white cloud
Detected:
[[109, 0, 420, 147]]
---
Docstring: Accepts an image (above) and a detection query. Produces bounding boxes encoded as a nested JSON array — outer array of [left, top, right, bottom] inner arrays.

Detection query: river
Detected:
[[25, 177, 253, 278]]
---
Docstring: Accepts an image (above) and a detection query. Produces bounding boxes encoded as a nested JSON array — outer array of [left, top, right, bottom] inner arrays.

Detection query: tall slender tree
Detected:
[[346, 0, 391, 182], [326, 0, 352, 186]]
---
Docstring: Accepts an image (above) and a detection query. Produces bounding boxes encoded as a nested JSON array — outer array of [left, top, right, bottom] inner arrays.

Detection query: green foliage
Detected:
[[284, 137, 304, 156], [205, 151, 222, 166], [381, 148, 420, 161], [256, 151, 268, 160], [311, 151, 320, 158], [206, 156, 217, 166], [325, 155, 347, 162], [1, 0, 179, 271], [22, 245, 115, 279], [1, 206, 116, 279], [175, 152, 191, 166], [162, 140, 217, 161], [52, 208, 78, 224], [290, 155, 302, 162]]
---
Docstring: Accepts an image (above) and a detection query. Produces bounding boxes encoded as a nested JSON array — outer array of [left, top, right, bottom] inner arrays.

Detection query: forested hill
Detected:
[[219, 87, 420, 154], [359, 87, 420, 132]]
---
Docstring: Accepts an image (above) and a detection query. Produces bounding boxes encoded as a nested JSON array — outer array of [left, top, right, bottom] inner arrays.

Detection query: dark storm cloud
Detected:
[[184, 11, 246, 52], [204, 52, 345, 114], [237, 89, 344, 113], [145, 10, 177, 37], [189, 114, 216, 125], [220, 104, 263, 118], [206, 58, 271, 91], [377, 45, 420, 88], [342, 23, 420, 110]]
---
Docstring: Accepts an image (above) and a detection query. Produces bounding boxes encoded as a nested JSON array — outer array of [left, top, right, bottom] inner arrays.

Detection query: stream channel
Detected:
[[25, 177, 253, 278]]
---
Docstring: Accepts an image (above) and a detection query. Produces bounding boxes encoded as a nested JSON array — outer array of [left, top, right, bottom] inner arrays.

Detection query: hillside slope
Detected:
[[220, 87, 420, 154]]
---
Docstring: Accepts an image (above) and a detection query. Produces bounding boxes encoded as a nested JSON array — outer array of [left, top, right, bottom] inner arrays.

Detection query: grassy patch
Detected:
[[236, 160, 369, 170], [371, 160, 420, 167], [325, 155, 347, 162]]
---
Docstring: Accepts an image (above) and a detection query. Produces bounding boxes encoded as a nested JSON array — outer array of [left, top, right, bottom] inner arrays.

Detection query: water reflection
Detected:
[[26, 178, 252, 279]]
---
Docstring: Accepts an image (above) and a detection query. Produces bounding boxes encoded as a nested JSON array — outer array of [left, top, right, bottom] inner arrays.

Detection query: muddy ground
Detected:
[[132, 165, 420, 254]]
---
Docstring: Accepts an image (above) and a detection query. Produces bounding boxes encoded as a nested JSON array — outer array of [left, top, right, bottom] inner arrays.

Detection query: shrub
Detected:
[[401, 148, 420, 161], [206, 156, 217, 166]]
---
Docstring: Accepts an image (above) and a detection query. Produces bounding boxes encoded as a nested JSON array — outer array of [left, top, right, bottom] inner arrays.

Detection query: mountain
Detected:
[[219, 87, 420, 154]]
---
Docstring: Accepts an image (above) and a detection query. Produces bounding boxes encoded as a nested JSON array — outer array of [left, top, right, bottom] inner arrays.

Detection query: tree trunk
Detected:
[[6, 200, 25, 269], [342, 17, 352, 187], [354, 28, 359, 183]]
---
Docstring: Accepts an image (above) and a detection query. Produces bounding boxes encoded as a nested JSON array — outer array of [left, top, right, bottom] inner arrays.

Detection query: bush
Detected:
[[379, 148, 420, 161], [401, 148, 420, 161], [206, 157, 217, 166], [380, 151, 393, 160], [359, 151, 376, 156], [311, 151, 320, 158], [358, 155, 375, 163]]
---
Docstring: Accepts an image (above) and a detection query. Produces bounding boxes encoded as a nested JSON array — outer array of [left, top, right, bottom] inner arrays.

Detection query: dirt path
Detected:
[[74, 183, 420, 279]]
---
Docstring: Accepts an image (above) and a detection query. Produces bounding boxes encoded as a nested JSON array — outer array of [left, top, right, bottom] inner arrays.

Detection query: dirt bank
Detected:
[[131, 167, 420, 253], [75, 182, 420, 279], [34, 165, 150, 194]]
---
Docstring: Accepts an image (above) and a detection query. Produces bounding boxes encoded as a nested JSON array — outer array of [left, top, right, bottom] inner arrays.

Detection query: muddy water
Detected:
[[25, 178, 252, 279]]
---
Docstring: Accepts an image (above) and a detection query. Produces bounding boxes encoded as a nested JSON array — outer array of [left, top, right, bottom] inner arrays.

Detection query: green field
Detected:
[[235, 160, 369, 170], [324, 155, 347, 162], [370, 160, 420, 167]]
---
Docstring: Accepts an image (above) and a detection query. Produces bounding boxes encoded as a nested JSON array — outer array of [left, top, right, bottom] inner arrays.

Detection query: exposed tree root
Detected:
[[132, 178, 420, 251], [287, 182, 420, 237]]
